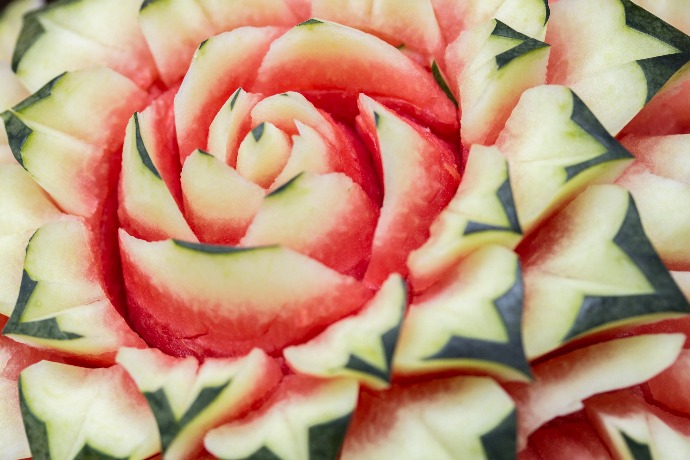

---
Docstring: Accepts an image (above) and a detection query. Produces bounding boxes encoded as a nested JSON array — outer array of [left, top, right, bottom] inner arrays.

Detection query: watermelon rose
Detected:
[[2, 0, 690, 458]]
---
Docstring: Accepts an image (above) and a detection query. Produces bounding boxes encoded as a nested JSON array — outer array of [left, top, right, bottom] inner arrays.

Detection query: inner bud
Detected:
[[236, 122, 291, 188]]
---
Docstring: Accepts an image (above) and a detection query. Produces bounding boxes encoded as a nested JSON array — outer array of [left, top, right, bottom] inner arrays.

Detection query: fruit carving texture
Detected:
[[1, 0, 690, 459]]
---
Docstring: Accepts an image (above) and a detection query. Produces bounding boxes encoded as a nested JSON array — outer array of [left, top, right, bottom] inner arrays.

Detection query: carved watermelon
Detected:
[[2, 0, 690, 459]]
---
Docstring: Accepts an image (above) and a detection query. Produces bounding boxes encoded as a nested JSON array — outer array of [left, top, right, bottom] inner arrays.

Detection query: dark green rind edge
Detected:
[[308, 413, 353, 460], [565, 91, 633, 181], [1, 111, 32, 168], [19, 378, 51, 460], [229, 88, 243, 110], [12, 0, 80, 72], [140, 0, 162, 11], [251, 122, 266, 142], [637, 53, 690, 104], [492, 21, 549, 70], [425, 264, 532, 379], [13, 73, 65, 112], [266, 172, 304, 198], [219, 411, 353, 460], [620, 0, 690, 52], [431, 61, 458, 107], [543, 0, 550, 25], [622, 432, 653, 460], [20, 376, 128, 460], [343, 325, 401, 384], [144, 380, 230, 452], [373, 111, 381, 128], [73, 444, 127, 460], [480, 409, 518, 460], [343, 279, 406, 384], [132, 113, 161, 180], [464, 178, 522, 236], [565, 194, 690, 340], [298, 18, 323, 26], [172, 239, 275, 255], [234, 446, 282, 460], [3, 270, 83, 340]]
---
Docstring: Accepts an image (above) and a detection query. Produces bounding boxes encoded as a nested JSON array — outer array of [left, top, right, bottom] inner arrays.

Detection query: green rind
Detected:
[[620, 0, 690, 51], [172, 239, 269, 255], [636, 53, 690, 103], [298, 18, 323, 26], [19, 379, 51, 460], [1, 110, 33, 168], [308, 414, 352, 460], [3, 270, 83, 340], [144, 381, 231, 452], [463, 178, 522, 235], [266, 172, 304, 197], [480, 410, 517, 460], [133, 113, 161, 180], [492, 21, 549, 70], [251, 122, 265, 142], [424, 265, 532, 378], [13, 73, 63, 112], [431, 61, 458, 107], [565, 91, 633, 181], [73, 444, 127, 460], [565, 194, 690, 339], [11, 0, 81, 72], [622, 433, 653, 460], [229, 88, 242, 110], [343, 326, 400, 383], [241, 447, 282, 460]]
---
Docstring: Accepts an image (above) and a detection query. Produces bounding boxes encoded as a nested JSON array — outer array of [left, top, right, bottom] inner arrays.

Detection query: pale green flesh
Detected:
[[145, 381, 230, 453], [491, 20, 549, 70], [424, 264, 531, 378], [3, 270, 82, 340], [565, 194, 690, 339], [566, 90, 633, 181]]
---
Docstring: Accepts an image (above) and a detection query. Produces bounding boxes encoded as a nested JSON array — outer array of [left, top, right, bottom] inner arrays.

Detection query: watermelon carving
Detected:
[[1, 0, 690, 459]]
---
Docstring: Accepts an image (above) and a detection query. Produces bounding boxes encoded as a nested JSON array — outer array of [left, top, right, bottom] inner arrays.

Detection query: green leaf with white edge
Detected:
[[284, 274, 406, 390], [340, 376, 516, 460], [397, 245, 531, 382], [117, 347, 281, 459], [408, 145, 521, 291], [509, 333, 685, 449], [205, 377, 359, 460], [2, 218, 144, 358], [522, 185, 690, 359], [496, 85, 634, 233], [19, 361, 160, 460]]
